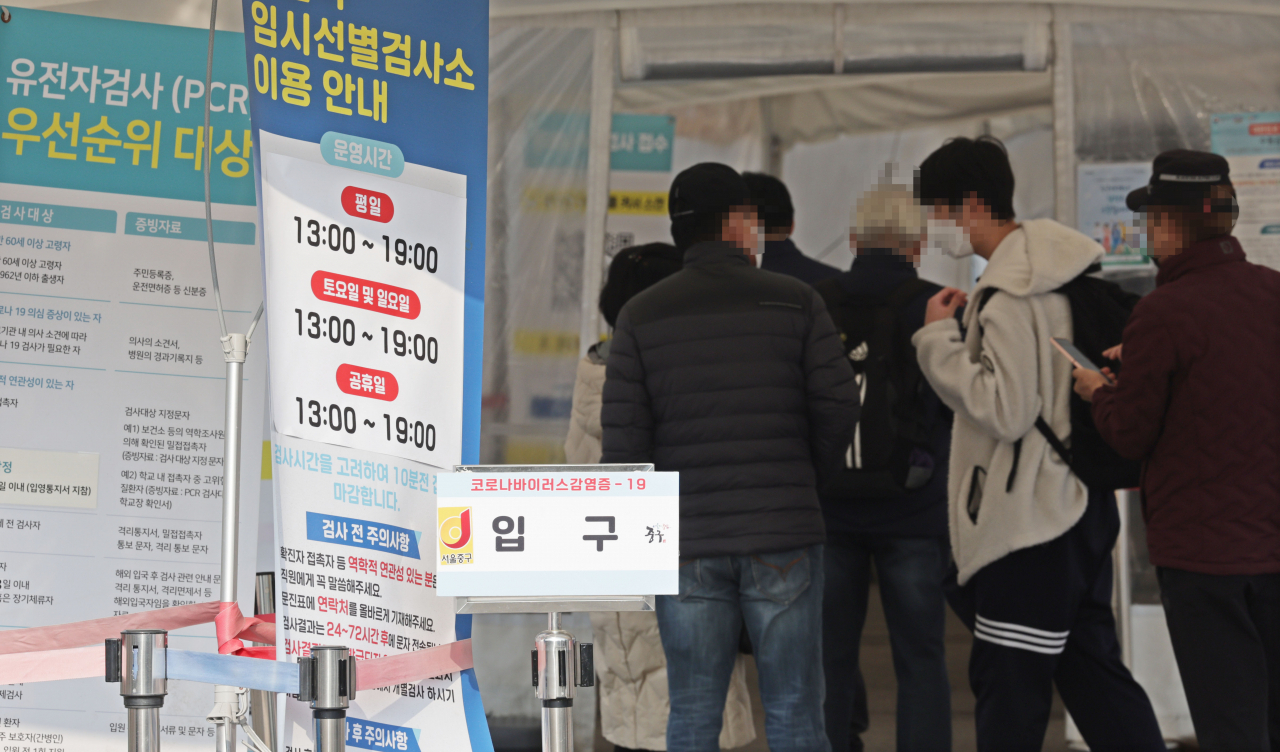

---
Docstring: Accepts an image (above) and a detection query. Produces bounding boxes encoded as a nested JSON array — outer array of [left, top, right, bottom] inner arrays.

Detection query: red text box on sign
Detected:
[[311, 270, 420, 319], [341, 186, 395, 223], [337, 364, 400, 401]]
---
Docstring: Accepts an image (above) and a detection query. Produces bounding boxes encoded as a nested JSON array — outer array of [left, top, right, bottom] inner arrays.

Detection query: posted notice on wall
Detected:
[[1211, 112, 1280, 271], [1076, 162, 1151, 267], [240, 0, 491, 749], [0, 9, 264, 751]]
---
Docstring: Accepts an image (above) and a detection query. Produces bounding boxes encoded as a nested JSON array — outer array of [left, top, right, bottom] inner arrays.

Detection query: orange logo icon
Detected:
[[438, 507, 473, 562]]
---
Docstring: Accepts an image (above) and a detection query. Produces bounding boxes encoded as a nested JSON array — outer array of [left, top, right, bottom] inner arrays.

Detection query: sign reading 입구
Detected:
[[240, 0, 489, 750], [436, 472, 680, 597]]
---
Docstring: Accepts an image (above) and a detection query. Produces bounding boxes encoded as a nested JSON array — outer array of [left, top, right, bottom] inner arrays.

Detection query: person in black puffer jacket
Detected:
[[601, 163, 858, 752]]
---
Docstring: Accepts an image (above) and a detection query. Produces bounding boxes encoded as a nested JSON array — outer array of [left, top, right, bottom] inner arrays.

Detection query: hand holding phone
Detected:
[[1052, 338, 1114, 385]]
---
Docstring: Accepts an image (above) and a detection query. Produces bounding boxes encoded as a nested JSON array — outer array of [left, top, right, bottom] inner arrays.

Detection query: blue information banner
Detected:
[[124, 213, 256, 244], [1211, 112, 1280, 157], [0, 200, 116, 233], [347, 718, 423, 752], [244, 1, 490, 749], [0, 11, 255, 205], [305, 510, 421, 559], [610, 114, 675, 172]]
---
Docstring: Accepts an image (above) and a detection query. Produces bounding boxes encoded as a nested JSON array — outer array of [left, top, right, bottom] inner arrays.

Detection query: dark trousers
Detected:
[[823, 536, 952, 752], [1158, 567, 1280, 752], [949, 489, 1165, 752]]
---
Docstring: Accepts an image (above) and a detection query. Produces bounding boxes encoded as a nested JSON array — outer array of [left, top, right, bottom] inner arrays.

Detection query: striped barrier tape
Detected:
[[0, 602, 473, 691]]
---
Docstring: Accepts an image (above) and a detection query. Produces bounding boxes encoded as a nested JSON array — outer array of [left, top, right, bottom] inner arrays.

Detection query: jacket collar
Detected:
[[838, 252, 916, 294], [683, 240, 752, 268], [1155, 234, 1245, 286], [764, 238, 801, 258]]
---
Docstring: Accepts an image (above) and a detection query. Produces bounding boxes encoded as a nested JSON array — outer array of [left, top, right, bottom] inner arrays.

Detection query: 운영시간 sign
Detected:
[[435, 472, 679, 597], [260, 131, 467, 468]]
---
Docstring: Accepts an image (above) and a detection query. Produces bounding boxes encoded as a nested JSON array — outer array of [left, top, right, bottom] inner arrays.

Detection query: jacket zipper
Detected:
[[847, 372, 868, 469]]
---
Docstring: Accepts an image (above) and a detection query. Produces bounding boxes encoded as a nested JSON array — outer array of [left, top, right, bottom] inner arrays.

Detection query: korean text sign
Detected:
[[242, 0, 486, 470], [435, 473, 680, 597], [240, 1, 489, 751], [1, 10, 256, 205]]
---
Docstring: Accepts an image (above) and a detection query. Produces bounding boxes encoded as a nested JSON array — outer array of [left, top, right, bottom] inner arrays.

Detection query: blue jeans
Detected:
[[823, 536, 951, 752], [656, 545, 829, 752]]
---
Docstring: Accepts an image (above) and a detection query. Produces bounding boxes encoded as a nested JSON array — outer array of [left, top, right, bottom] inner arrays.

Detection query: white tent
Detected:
[[476, 5, 1280, 747]]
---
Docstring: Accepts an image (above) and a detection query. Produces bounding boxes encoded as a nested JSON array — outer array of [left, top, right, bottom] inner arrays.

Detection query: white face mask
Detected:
[[927, 218, 974, 259]]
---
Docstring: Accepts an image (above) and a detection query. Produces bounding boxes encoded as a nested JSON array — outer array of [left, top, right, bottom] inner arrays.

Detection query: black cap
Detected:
[[1126, 150, 1232, 212], [669, 163, 750, 220]]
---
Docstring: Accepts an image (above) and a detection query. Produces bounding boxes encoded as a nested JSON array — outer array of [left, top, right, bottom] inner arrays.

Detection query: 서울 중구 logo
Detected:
[[438, 507, 474, 565]]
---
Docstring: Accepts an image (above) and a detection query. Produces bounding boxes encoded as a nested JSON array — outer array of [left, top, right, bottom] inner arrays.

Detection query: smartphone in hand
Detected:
[[1052, 338, 1114, 385]]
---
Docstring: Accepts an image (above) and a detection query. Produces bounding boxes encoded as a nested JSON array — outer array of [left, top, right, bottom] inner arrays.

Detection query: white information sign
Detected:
[[0, 8, 266, 746], [435, 472, 679, 597], [260, 131, 467, 469], [270, 433, 471, 752]]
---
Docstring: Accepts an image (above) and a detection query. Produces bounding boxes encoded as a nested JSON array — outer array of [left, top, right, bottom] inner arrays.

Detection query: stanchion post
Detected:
[[250, 573, 278, 749], [215, 332, 248, 752], [107, 630, 168, 752], [532, 612, 593, 752], [296, 646, 356, 752]]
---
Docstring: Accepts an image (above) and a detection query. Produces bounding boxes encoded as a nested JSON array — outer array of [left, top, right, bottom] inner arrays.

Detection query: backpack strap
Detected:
[[976, 288, 1080, 483], [975, 286, 1000, 313]]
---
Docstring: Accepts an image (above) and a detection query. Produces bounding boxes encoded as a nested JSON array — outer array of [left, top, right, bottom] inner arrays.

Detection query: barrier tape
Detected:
[[0, 602, 473, 690], [0, 601, 223, 655], [0, 644, 103, 684], [356, 639, 473, 691], [214, 602, 276, 657], [0, 601, 275, 658], [169, 650, 298, 693], [0, 640, 472, 691]]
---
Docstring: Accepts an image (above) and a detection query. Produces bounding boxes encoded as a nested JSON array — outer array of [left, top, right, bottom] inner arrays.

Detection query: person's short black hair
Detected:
[[599, 243, 683, 328], [915, 136, 1016, 221], [742, 172, 794, 235], [670, 213, 727, 252]]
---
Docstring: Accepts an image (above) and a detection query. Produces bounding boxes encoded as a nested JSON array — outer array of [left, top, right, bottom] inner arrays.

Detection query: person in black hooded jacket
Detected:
[[743, 172, 842, 285], [601, 162, 858, 752], [816, 184, 953, 752]]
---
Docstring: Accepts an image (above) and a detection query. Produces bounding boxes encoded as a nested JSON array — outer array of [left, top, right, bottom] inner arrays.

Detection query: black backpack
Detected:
[[977, 266, 1142, 491], [815, 276, 940, 499]]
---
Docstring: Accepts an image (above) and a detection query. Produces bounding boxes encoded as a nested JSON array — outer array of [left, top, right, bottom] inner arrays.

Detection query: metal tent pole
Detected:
[[577, 18, 618, 359]]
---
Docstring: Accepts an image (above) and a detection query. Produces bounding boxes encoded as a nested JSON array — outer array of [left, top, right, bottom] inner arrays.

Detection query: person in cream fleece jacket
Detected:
[[911, 137, 1163, 752]]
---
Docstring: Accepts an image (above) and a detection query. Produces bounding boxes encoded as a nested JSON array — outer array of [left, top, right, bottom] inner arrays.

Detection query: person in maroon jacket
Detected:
[[1074, 150, 1280, 752]]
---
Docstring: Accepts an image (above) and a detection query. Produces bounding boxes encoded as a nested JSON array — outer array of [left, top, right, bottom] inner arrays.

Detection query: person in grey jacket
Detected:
[[602, 163, 858, 752], [912, 137, 1163, 752]]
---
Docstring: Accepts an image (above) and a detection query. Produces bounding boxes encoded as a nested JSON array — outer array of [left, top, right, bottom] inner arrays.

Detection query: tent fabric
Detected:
[[621, 70, 1052, 147], [490, 0, 1280, 19], [1071, 10, 1280, 162]]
